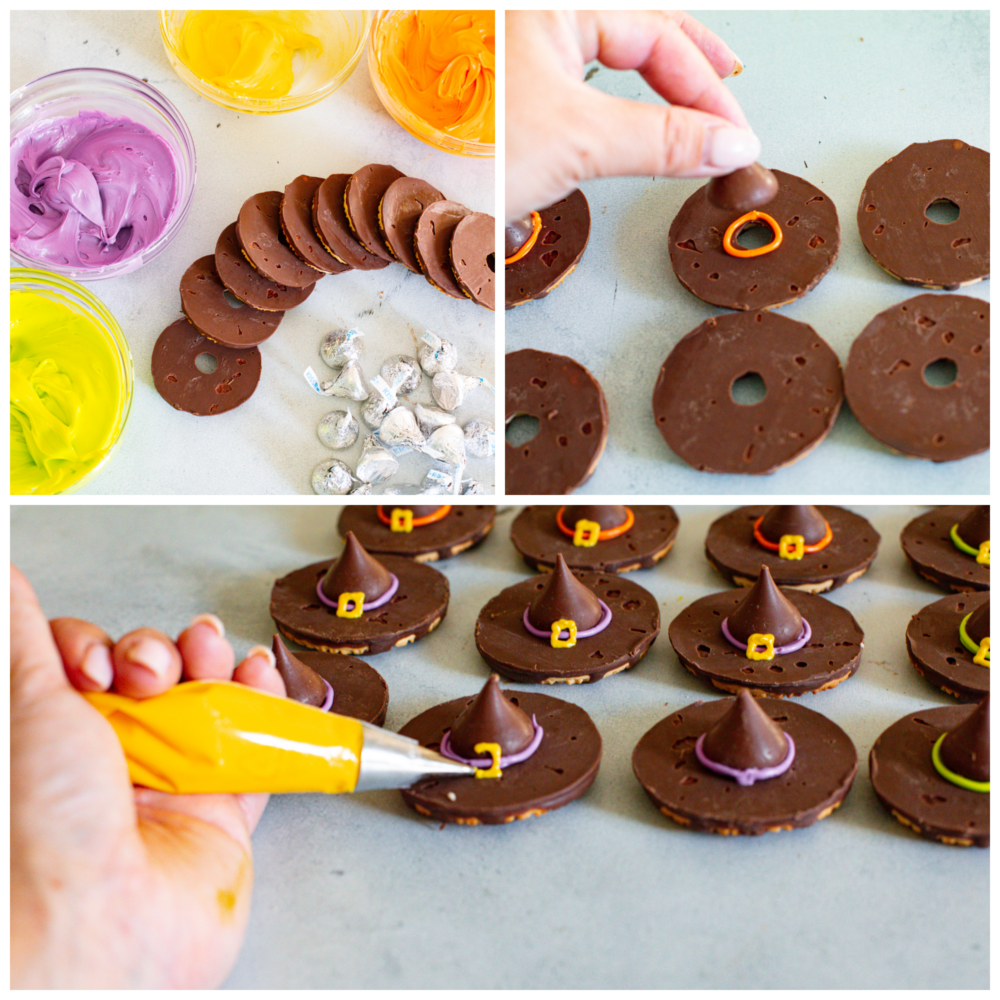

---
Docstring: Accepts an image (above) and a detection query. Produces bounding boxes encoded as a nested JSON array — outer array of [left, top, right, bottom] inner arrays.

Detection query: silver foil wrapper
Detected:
[[413, 403, 457, 436], [418, 337, 458, 375], [317, 408, 360, 450], [326, 360, 369, 401], [356, 433, 399, 484], [431, 371, 481, 411], [462, 418, 495, 458], [423, 423, 467, 468], [320, 328, 364, 368], [381, 354, 422, 395], [311, 458, 355, 495], [378, 406, 425, 453]]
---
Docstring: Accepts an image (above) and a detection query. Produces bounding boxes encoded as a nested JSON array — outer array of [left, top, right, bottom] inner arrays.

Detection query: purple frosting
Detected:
[[316, 572, 399, 611], [10, 110, 178, 267], [695, 732, 796, 786], [439, 716, 545, 768], [522, 600, 613, 641], [721, 616, 812, 655]]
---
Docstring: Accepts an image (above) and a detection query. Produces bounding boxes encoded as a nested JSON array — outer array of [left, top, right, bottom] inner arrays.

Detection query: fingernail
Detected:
[[706, 127, 760, 170], [731, 54, 744, 76], [247, 645, 276, 669], [125, 637, 173, 679], [189, 613, 226, 638], [81, 644, 113, 689]]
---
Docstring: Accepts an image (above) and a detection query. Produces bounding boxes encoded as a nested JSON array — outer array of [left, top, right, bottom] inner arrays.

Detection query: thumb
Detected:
[[10, 564, 69, 708], [572, 86, 760, 182]]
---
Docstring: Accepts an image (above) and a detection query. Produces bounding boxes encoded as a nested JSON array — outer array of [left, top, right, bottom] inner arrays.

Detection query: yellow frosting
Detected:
[[375, 10, 495, 143], [85, 681, 365, 795], [176, 10, 325, 100], [11, 290, 125, 494]]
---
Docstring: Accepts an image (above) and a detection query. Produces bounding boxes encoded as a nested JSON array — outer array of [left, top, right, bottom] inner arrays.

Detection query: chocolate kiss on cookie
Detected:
[[939, 696, 989, 783], [966, 600, 990, 646], [448, 674, 536, 758], [563, 506, 630, 531], [956, 506, 990, 549], [319, 531, 394, 604], [726, 566, 804, 646], [701, 689, 790, 770], [527, 554, 603, 632], [705, 162, 778, 212], [272, 634, 329, 708], [505, 214, 534, 257], [758, 505, 828, 546]]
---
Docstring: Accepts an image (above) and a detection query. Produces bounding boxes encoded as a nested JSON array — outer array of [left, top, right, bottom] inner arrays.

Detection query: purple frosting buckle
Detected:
[[695, 732, 796, 786], [522, 600, 613, 641], [318, 678, 335, 713], [439, 716, 545, 768], [720, 616, 811, 655], [316, 572, 399, 611]]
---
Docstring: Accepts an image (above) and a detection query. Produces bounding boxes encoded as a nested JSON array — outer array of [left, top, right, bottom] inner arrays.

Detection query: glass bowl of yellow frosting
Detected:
[[10, 270, 133, 495], [160, 10, 371, 113], [368, 9, 495, 157]]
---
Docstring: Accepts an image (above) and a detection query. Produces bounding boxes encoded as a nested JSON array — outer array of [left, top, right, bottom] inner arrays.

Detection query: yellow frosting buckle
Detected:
[[974, 637, 991, 668], [746, 633, 776, 660], [474, 742, 503, 779], [336, 592, 365, 618], [977, 541, 990, 565], [390, 508, 414, 533], [551, 619, 577, 648], [573, 519, 601, 547], [778, 534, 805, 560]]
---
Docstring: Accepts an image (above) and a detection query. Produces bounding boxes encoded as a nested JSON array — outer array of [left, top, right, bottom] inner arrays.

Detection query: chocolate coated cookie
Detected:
[[633, 697, 858, 835], [152, 318, 262, 417], [271, 555, 448, 655], [337, 505, 496, 562], [845, 294, 989, 462], [295, 651, 389, 726], [399, 691, 601, 825], [669, 169, 840, 310], [413, 200, 471, 299], [869, 704, 989, 846], [705, 505, 880, 592], [312, 173, 390, 271], [180, 255, 283, 348], [652, 310, 843, 475], [344, 163, 405, 261], [858, 140, 989, 289], [378, 176, 444, 273], [280, 175, 352, 275], [510, 505, 679, 573], [237, 190, 323, 288], [901, 506, 990, 592], [215, 222, 314, 312], [668, 587, 864, 697], [506, 349, 609, 495], [450, 211, 495, 310], [505, 190, 590, 309], [906, 591, 989, 702]]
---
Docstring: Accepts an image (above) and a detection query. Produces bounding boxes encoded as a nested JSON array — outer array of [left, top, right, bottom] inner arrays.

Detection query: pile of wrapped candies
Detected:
[[309, 328, 495, 496]]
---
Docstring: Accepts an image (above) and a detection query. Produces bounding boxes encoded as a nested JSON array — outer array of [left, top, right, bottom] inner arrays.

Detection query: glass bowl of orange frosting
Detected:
[[368, 9, 495, 157], [160, 10, 371, 114]]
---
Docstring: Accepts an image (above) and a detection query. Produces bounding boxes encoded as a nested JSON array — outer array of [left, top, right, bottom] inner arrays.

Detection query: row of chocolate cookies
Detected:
[[152, 164, 494, 417]]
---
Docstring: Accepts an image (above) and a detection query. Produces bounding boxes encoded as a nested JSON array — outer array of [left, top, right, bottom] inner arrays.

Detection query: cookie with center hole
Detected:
[[450, 211, 495, 310], [237, 190, 324, 288], [844, 293, 989, 462], [378, 175, 444, 273], [413, 199, 471, 299], [652, 310, 843, 475], [506, 348, 609, 495], [152, 318, 261, 416]]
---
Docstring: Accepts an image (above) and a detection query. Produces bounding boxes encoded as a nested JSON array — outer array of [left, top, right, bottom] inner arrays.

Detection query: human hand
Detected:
[[10, 565, 286, 988], [506, 10, 759, 220]]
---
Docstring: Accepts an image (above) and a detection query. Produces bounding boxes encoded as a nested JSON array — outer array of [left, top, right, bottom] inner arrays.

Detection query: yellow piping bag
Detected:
[[83, 680, 474, 794]]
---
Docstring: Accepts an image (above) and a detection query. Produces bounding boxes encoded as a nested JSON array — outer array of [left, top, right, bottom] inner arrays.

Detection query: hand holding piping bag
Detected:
[[505, 10, 758, 222]]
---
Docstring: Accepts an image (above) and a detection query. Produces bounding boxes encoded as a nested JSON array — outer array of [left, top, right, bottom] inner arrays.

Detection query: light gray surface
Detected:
[[11, 10, 496, 494], [505, 10, 990, 495], [10, 503, 988, 990]]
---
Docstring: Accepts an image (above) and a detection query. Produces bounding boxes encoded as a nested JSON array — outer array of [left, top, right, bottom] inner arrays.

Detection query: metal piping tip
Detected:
[[354, 721, 476, 791]]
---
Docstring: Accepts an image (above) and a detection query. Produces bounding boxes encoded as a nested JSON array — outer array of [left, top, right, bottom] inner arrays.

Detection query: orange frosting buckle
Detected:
[[556, 506, 635, 544], [378, 505, 452, 531], [753, 516, 832, 556], [504, 212, 542, 265], [722, 210, 783, 258]]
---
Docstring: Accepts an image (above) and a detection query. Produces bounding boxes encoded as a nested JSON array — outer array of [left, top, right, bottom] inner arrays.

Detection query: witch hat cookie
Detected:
[[705, 505, 879, 592], [271, 532, 449, 655], [871, 698, 989, 846], [633, 693, 857, 835], [901, 506, 989, 593], [476, 558, 659, 684], [669, 565, 863, 697], [907, 590, 989, 701], [511, 504, 679, 573], [272, 633, 332, 709], [398, 675, 601, 825], [338, 504, 496, 562]]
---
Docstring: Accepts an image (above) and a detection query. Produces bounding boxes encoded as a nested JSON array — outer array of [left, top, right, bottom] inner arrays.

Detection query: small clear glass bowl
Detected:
[[9, 67, 197, 281], [10, 269, 134, 495], [368, 10, 495, 158], [160, 10, 371, 114]]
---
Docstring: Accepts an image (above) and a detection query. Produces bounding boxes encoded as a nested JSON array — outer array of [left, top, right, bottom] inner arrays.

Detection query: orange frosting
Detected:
[[374, 10, 495, 143]]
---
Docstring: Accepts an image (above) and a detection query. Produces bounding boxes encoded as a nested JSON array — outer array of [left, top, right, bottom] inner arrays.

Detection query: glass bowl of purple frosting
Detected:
[[10, 67, 197, 280]]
